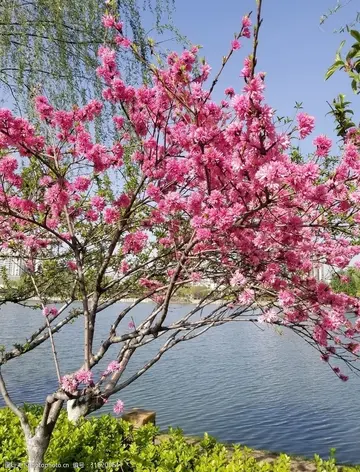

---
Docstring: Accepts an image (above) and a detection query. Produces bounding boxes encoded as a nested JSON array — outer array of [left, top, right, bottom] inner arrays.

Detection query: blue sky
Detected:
[[149, 0, 358, 151]]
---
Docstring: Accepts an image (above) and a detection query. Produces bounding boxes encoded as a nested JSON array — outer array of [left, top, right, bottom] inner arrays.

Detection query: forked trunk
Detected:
[[26, 430, 50, 472]]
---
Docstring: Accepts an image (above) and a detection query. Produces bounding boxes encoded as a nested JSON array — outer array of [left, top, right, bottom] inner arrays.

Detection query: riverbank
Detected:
[[1, 404, 356, 472], [24, 296, 271, 306], [156, 433, 356, 472]]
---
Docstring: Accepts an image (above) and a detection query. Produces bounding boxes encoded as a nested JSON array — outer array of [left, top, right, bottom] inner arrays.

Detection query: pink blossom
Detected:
[[61, 232, 72, 241], [25, 261, 35, 272], [139, 278, 162, 290], [242, 28, 251, 39], [297, 112, 315, 139], [72, 176, 91, 192], [35, 96, 54, 120], [61, 375, 78, 393], [230, 270, 246, 287], [128, 321, 136, 330], [113, 399, 124, 415], [159, 237, 172, 247], [190, 272, 202, 282], [42, 306, 59, 318], [85, 209, 99, 221], [258, 309, 279, 324], [97, 47, 118, 84], [67, 261, 77, 271], [225, 87, 235, 97], [102, 14, 116, 28], [104, 207, 119, 224], [0, 156, 18, 176], [91, 196, 106, 211], [115, 36, 132, 48], [344, 143, 359, 167], [44, 183, 70, 216], [104, 361, 121, 376], [196, 228, 211, 239], [313, 325, 328, 347], [39, 176, 52, 187], [313, 135, 332, 157], [78, 99, 103, 121], [238, 289, 255, 305], [278, 290, 295, 308], [231, 39, 241, 50], [115, 193, 131, 208], [348, 343, 360, 354], [146, 183, 162, 202], [113, 116, 125, 129], [111, 143, 124, 167], [241, 56, 252, 77], [75, 369, 93, 385], [119, 260, 130, 274], [242, 15, 252, 27], [52, 110, 74, 132], [123, 231, 148, 254]]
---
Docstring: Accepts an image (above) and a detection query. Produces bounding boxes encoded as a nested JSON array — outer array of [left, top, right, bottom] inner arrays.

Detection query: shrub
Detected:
[[0, 406, 357, 472]]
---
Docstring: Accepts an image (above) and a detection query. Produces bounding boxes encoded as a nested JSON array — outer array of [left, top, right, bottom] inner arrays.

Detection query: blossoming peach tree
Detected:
[[1, 2, 360, 469]]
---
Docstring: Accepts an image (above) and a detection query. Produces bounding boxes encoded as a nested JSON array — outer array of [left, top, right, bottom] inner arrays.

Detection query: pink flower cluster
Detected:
[[103, 360, 121, 376], [123, 231, 148, 254], [297, 112, 315, 139], [1, 14, 360, 384], [42, 306, 59, 318], [60, 370, 93, 393], [313, 135, 332, 157], [113, 399, 124, 415]]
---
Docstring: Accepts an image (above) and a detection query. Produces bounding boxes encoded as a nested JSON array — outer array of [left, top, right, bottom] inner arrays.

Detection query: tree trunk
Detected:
[[26, 430, 50, 472], [66, 396, 102, 422], [67, 398, 91, 422]]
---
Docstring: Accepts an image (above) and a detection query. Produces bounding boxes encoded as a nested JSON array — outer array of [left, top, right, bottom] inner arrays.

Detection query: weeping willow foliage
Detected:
[[0, 0, 181, 134], [320, 0, 360, 31]]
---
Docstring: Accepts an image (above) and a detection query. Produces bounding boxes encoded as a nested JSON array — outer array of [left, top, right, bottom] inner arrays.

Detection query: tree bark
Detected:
[[66, 396, 102, 422], [67, 398, 91, 422], [24, 399, 63, 472], [26, 429, 50, 472]]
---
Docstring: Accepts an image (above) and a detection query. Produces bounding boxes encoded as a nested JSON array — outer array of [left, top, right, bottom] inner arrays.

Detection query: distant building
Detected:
[[311, 263, 332, 283], [0, 255, 26, 281]]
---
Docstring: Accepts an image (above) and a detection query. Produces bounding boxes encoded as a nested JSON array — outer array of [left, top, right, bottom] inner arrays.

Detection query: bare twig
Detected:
[[29, 275, 62, 384]]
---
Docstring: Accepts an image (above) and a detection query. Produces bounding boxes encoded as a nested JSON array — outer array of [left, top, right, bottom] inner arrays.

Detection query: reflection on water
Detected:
[[1, 302, 359, 463]]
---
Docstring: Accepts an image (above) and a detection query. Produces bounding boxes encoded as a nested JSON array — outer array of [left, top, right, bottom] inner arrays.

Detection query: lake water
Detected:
[[1, 302, 360, 464]]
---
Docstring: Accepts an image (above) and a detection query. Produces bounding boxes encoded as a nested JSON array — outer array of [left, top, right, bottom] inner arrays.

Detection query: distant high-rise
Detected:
[[311, 263, 332, 283], [0, 255, 25, 280]]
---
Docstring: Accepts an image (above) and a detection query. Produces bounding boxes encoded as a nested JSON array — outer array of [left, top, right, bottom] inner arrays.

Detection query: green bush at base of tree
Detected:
[[0, 405, 359, 472]]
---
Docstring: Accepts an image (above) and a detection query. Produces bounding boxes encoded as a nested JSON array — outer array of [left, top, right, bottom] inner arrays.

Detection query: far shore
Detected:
[[24, 296, 225, 305], [17, 297, 270, 307]]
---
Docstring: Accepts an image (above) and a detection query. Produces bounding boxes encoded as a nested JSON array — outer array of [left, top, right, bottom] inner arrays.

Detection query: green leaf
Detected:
[[347, 47, 358, 60], [350, 30, 360, 42], [325, 60, 344, 80], [335, 39, 346, 62]]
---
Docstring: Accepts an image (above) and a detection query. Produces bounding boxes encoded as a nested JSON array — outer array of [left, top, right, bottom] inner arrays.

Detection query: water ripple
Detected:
[[1, 302, 360, 463]]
